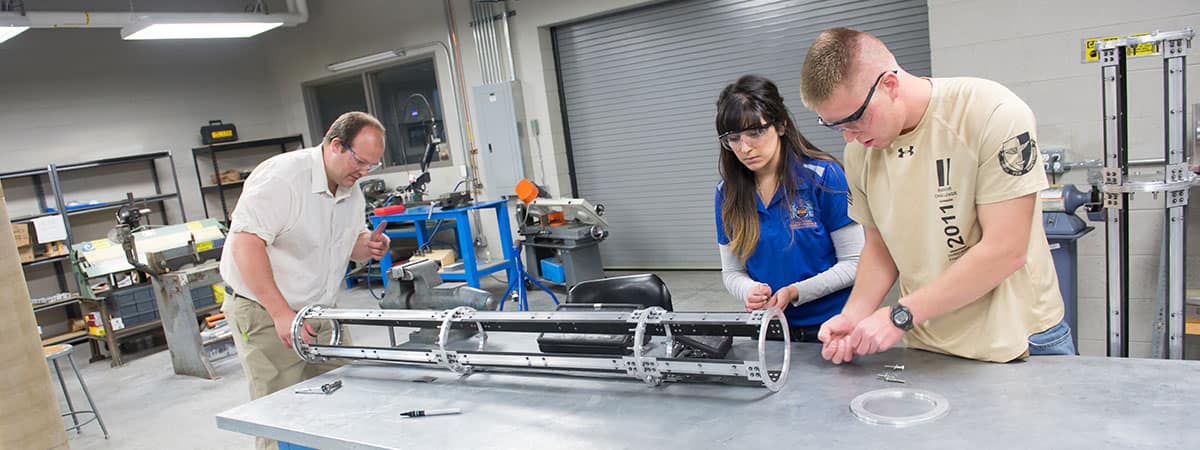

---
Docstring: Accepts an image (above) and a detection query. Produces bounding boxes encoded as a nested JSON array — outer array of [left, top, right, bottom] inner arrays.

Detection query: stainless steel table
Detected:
[[216, 337, 1200, 449]]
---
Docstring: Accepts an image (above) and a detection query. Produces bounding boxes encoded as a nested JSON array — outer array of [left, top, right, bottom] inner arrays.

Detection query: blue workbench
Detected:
[[369, 199, 516, 289]]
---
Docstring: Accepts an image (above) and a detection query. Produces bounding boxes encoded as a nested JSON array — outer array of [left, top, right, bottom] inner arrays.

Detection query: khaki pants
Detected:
[[223, 294, 348, 450]]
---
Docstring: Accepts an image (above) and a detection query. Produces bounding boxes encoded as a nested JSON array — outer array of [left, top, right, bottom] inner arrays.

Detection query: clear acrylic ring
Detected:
[[849, 388, 950, 427]]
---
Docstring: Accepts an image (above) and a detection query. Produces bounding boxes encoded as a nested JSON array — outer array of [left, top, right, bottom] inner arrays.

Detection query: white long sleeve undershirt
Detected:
[[720, 223, 864, 306]]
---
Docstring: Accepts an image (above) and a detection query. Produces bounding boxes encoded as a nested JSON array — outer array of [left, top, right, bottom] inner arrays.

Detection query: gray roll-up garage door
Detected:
[[553, 0, 930, 269]]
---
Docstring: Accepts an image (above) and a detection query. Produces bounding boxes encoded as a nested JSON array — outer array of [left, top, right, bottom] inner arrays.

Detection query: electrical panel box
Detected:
[[473, 81, 530, 198]]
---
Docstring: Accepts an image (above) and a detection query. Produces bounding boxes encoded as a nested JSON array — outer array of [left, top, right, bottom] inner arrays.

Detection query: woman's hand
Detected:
[[744, 283, 773, 311], [764, 285, 797, 310]]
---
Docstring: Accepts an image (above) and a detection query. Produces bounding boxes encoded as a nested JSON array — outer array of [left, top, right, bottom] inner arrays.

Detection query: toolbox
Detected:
[[201, 120, 238, 144]]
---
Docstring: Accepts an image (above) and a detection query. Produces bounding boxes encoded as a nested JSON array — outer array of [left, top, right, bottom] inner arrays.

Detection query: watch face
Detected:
[[892, 308, 911, 327]]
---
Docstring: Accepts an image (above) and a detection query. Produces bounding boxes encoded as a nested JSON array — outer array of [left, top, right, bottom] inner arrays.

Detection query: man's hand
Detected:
[[271, 309, 315, 349], [367, 220, 391, 260], [744, 284, 773, 311], [765, 285, 797, 311], [818, 314, 859, 364], [847, 307, 906, 357]]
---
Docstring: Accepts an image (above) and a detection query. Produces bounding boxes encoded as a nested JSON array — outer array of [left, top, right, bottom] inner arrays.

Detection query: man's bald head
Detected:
[[800, 27, 899, 108]]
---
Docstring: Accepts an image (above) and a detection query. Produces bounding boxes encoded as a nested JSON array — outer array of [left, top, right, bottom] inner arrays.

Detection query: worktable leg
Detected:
[[494, 202, 518, 289], [455, 213, 479, 288]]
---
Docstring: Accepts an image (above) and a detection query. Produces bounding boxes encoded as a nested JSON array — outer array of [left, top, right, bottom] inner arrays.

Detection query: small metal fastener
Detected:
[[884, 364, 905, 371]]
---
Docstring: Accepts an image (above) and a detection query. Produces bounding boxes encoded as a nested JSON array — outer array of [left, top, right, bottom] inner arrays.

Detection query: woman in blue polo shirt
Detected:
[[714, 75, 864, 342]]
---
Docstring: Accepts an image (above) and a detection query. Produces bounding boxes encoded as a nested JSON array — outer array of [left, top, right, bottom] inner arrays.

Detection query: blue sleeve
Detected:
[[714, 184, 730, 245], [817, 162, 854, 232]]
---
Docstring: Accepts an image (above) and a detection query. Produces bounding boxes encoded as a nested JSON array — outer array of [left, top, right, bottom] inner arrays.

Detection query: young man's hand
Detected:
[[847, 307, 905, 357], [818, 314, 858, 364]]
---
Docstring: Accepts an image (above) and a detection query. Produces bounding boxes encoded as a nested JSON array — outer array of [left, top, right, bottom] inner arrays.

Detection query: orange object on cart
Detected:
[[374, 204, 406, 216]]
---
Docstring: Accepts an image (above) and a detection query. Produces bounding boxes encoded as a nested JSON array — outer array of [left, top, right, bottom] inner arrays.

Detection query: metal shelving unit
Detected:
[[2, 151, 186, 347], [192, 134, 304, 223], [49, 151, 187, 241]]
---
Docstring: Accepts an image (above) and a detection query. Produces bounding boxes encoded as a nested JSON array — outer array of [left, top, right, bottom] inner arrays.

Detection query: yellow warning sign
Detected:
[[1084, 33, 1159, 62], [1127, 33, 1157, 57]]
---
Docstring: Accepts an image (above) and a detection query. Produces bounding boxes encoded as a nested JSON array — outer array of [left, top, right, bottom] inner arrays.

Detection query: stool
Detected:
[[43, 344, 109, 439]]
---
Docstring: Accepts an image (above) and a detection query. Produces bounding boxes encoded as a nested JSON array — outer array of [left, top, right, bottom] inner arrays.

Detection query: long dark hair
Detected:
[[716, 74, 841, 261]]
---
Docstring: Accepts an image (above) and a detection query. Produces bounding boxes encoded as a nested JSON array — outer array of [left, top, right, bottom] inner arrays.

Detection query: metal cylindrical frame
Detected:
[[1095, 28, 1193, 359], [291, 306, 792, 391]]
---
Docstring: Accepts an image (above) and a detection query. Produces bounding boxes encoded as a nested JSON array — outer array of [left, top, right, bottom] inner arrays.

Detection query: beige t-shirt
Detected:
[[843, 77, 1064, 362]]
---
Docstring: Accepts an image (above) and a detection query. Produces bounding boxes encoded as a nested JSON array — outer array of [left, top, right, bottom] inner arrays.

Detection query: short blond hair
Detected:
[[800, 27, 898, 108], [800, 27, 864, 107]]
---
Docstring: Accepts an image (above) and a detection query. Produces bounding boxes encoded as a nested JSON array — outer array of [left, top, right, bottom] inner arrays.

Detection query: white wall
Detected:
[[928, 0, 1200, 357], [0, 28, 290, 297]]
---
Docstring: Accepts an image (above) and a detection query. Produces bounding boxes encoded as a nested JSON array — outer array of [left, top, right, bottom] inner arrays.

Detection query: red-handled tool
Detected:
[[374, 204, 406, 216]]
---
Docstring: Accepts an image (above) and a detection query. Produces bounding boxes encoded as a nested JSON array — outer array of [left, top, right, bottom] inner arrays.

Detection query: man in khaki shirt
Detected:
[[798, 28, 1074, 363]]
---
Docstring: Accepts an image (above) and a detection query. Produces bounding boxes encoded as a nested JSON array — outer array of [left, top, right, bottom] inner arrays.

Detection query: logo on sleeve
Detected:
[[998, 132, 1038, 176]]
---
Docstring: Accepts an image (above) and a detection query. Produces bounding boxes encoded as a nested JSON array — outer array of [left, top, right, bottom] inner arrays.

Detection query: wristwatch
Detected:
[[890, 304, 914, 331]]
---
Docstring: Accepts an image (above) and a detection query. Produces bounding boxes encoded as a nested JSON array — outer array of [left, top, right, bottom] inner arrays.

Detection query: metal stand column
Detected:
[[1096, 28, 1194, 358]]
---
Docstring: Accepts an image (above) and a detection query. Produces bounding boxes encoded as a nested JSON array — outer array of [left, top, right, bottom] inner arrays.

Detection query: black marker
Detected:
[[400, 408, 461, 418]]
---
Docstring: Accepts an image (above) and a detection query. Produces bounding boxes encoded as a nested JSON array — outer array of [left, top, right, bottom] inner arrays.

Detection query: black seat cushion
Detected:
[[567, 273, 673, 311]]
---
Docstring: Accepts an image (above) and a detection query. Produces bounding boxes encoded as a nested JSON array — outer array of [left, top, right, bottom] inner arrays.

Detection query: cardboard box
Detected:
[[42, 241, 67, 258], [11, 223, 29, 247], [210, 169, 243, 185], [17, 245, 33, 263]]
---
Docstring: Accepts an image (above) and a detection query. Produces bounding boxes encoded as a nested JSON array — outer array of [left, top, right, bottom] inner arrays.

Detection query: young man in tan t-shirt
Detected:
[[798, 27, 1074, 363]]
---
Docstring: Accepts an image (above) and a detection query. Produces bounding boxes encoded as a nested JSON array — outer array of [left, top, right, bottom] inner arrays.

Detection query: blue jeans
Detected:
[[1028, 320, 1077, 356]]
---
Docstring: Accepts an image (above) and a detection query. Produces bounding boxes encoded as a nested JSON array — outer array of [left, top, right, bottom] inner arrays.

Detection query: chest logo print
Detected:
[[789, 199, 818, 230], [897, 146, 915, 158]]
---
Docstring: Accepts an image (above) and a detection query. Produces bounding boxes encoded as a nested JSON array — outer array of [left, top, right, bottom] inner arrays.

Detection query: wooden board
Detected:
[[0, 185, 70, 450], [1187, 318, 1200, 336]]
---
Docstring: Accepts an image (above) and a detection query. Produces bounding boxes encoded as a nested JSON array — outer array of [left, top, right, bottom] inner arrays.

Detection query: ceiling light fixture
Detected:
[[327, 50, 406, 72], [121, 20, 283, 40], [0, 14, 31, 44]]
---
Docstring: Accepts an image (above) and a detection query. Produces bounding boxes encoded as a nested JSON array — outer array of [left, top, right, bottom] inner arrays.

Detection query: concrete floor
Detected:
[[56, 270, 735, 450]]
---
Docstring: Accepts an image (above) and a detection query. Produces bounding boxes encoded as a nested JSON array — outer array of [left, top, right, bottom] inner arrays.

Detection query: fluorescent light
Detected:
[[0, 25, 28, 43], [0, 14, 31, 44], [121, 21, 283, 40], [327, 50, 406, 72]]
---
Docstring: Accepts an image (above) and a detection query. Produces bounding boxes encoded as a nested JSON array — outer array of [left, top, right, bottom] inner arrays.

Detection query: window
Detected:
[[303, 58, 450, 171]]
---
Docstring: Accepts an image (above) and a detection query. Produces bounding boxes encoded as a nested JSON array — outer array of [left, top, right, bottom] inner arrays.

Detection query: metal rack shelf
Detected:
[[200, 180, 244, 192], [58, 193, 180, 216], [23, 254, 70, 268], [42, 330, 88, 347], [192, 134, 304, 223], [32, 295, 81, 313]]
